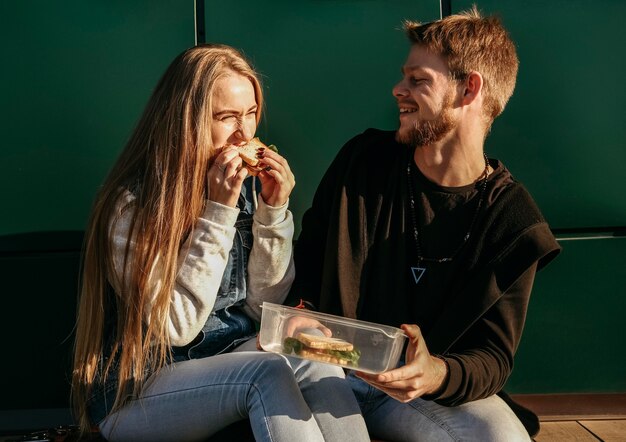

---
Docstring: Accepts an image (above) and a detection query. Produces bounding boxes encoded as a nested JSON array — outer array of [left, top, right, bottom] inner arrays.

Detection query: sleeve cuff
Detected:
[[254, 196, 289, 226], [202, 200, 240, 226]]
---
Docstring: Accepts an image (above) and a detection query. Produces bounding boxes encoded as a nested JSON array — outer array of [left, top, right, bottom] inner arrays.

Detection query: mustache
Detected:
[[397, 100, 418, 108]]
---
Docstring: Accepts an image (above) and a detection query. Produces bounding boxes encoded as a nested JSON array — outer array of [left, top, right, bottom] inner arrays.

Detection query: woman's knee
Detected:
[[252, 354, 299, 384], [287, 356, 347, 382]]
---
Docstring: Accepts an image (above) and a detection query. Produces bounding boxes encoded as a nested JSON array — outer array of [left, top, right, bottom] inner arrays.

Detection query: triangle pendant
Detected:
[[410, 266, 426, 284]]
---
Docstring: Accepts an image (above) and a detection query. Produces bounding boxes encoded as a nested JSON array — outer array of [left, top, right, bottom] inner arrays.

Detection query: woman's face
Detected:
[[211, 73, 258, 151]]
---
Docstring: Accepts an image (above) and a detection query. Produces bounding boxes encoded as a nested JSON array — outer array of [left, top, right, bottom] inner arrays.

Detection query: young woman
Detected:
[[72, 44, 369, 442]]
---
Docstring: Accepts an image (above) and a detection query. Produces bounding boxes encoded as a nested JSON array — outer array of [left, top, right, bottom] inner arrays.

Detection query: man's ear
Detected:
[[461, 71, 483, 105]]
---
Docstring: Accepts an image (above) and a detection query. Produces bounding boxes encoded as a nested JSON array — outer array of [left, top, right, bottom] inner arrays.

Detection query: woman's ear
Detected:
[[461, 71, 483, 105]]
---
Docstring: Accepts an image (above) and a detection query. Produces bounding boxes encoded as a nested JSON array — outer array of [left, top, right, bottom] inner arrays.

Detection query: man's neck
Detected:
[[413, 135, 488, 187]]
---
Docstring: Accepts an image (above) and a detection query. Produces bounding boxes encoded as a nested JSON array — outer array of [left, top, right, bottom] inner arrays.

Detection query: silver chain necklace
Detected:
[[406, 153, 490, 284]]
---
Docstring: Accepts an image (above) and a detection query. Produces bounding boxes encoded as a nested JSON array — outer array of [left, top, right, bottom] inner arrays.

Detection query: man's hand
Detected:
[[355, 324, 448, 403]]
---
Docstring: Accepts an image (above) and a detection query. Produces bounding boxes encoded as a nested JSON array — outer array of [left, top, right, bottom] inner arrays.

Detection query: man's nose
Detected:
[[392, 79, 408, 98]]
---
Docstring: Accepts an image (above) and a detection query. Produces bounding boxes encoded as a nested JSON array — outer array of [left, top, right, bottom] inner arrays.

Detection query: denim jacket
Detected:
[[171, 178, 258, 360]]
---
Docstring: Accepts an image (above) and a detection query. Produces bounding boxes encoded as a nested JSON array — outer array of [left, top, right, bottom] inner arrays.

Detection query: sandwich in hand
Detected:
[[237, 137, 278, 176], [283, 332, 361, 367]]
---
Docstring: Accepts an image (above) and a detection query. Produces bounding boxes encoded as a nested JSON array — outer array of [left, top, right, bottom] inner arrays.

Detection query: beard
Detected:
[[395, 89, 457, 147]]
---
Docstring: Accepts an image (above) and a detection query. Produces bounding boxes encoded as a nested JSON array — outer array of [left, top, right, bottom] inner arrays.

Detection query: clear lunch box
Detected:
[[259, 302, 407, 374]]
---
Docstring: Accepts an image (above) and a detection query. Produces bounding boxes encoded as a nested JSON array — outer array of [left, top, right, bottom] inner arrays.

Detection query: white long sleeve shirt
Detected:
[[108, 188, 295, 347]]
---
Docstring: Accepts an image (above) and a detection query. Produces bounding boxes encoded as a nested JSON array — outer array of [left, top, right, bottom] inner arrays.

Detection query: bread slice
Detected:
[[295, 332, 354, 351], [237, 137, 268, 175], [299, 348, 349, 365]]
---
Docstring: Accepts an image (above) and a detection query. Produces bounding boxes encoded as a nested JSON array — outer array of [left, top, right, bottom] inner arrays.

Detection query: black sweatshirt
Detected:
[[289, 128, 560, 406]]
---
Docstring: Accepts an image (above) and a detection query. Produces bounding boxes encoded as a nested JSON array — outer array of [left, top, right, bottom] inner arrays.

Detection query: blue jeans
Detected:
[[347, 372, 530, 442], [98, 340, 369, 442]]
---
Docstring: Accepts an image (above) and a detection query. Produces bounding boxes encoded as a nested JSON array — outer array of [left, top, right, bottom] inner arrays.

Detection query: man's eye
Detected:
[[220, 115, 237, 122], [410, 77, 425, 85]]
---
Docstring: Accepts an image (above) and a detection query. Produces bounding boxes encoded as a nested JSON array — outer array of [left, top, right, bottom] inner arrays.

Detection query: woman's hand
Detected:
[[284, 316, 332, 339], [256, 149, 295, 207], [255, 317, 331, 352], [355, 324, 448, 403], [207, 147, 248, 207]]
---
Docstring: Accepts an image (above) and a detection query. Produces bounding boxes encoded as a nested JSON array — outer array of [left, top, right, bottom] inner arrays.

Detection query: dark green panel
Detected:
[[2, 252, 78, 409], [506, 237, 626, 393], [0, 242, 82, 409], [454, 0, 626, 228], [0, 1, 194, 236], [204, 0, 440, 233]]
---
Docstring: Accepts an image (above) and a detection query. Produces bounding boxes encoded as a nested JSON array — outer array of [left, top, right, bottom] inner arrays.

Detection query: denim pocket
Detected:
[[236, 215, 254, 251], [185, 308, 256, 359]]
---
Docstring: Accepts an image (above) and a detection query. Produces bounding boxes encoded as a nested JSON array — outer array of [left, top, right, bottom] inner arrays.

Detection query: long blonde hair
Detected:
[[72, 44, 263, 432]]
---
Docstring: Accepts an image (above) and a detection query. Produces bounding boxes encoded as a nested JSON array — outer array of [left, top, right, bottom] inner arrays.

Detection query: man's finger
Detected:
[[401, 324, 423, 345], [364, 363, 421, 384]]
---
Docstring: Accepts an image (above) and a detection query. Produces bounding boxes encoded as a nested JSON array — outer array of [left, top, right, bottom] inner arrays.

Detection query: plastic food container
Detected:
[[259, 302, 407, 374]]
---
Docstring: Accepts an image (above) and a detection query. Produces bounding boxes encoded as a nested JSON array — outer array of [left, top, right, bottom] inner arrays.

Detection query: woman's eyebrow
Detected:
[[213, 105, 257, 117], [213, 109, 238, 117]]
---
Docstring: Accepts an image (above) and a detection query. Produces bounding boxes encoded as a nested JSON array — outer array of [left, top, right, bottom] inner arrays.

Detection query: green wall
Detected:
[[454, 0, 626, 229], [4, 0, 623, 234], [506, 237, 626, 393], [0, 0, 194, 415], [0, 1, 194, 236]]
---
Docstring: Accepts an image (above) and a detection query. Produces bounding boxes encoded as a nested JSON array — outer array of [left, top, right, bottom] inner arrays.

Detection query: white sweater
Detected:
[[108, 189, 295, 347]]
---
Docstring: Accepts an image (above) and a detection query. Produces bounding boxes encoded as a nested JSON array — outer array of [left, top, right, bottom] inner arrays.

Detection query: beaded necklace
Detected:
[[406, 153, 489, 284]]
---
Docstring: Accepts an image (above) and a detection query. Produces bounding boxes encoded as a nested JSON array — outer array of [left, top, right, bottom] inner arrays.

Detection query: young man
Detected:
[[288, 7, 560, 441]]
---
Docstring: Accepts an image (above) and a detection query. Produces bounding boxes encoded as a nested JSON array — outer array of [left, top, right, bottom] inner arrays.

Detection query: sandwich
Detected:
[[237, 137, 278, 176], [283, 332, 361, 366]]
